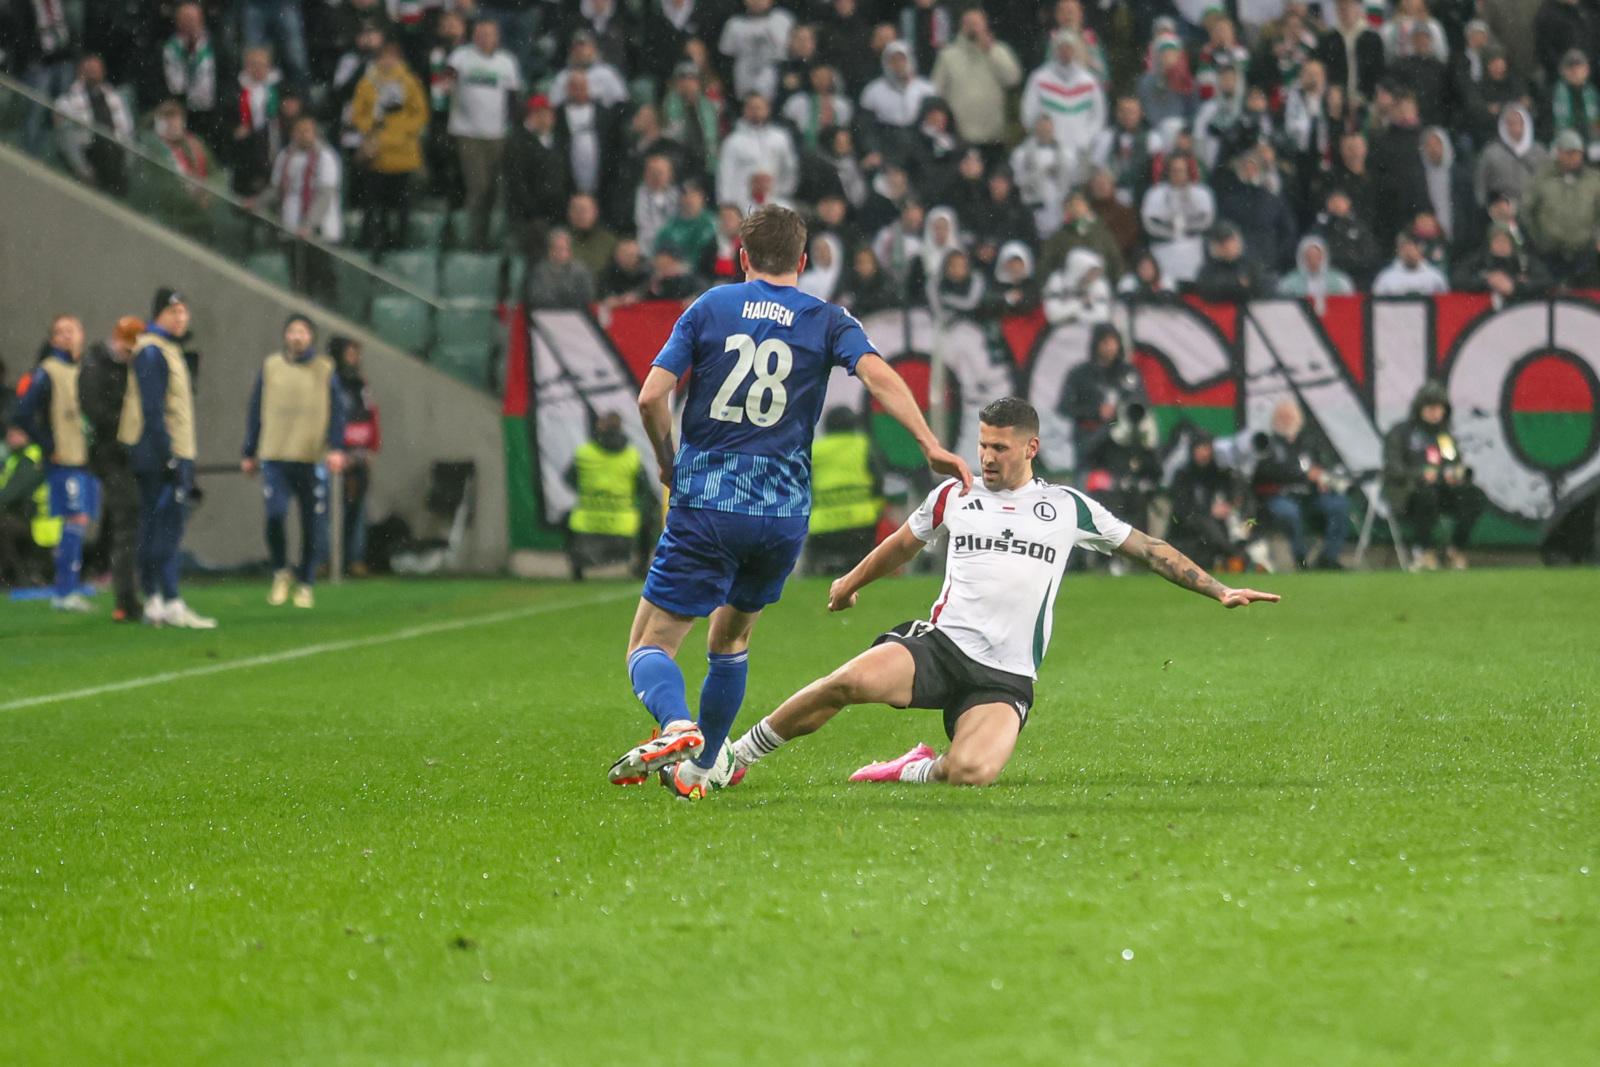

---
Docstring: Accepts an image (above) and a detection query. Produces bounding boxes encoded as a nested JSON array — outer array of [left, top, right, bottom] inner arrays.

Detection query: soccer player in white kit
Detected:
[[715, 397, 1279, 790]]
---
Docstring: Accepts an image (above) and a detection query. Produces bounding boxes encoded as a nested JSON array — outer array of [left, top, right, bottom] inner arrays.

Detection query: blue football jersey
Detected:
[[652, 279, 875, 516]]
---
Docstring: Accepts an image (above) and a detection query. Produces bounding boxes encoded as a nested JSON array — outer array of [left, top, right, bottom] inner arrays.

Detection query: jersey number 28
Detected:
[[710, 334, 793, 427]]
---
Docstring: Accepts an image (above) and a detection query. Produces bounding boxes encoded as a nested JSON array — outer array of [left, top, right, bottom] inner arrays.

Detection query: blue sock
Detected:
[[54, 522, 85, 597], [627, 647, 692, 730], [693, 651, 749, 768]]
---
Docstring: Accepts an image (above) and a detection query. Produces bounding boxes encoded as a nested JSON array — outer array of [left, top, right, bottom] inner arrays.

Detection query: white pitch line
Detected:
[[0, 587, 639, 712]]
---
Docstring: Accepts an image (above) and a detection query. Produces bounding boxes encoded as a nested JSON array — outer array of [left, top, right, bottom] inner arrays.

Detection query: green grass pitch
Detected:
[[2, 569, 1596, 1064]]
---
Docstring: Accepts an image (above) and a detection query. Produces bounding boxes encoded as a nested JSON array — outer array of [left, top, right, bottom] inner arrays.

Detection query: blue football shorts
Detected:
[[642, 505, 809, 618], [47, 466, 100, 520]]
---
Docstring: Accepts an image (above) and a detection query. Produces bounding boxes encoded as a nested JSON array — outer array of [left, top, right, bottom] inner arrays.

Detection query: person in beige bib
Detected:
[[8, 314, 98, 612], [241, 314, 346, 608]]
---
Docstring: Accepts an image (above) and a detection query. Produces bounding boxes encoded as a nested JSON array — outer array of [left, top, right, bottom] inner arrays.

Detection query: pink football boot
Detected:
[[849, 743, 937, 782]]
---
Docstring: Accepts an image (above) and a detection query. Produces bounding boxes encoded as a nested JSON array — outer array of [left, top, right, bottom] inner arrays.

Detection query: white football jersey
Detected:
[[908, 477, 1132, 679]]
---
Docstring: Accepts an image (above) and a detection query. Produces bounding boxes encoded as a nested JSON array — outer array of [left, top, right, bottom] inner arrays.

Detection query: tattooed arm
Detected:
[[1116, 529, 1281, 608]]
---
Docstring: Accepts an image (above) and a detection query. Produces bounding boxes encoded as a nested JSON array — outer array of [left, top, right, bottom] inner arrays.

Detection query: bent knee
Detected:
[[942, 756, 1001, 787]]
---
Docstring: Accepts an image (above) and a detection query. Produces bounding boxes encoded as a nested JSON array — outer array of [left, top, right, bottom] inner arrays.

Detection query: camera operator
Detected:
[[1059, 323, 1149, 478], [1383, 381, 1486, 570], [1169, 432, 1247, 570], [1250, 400, 1351, 570], [1082, 397, 1162, 555]]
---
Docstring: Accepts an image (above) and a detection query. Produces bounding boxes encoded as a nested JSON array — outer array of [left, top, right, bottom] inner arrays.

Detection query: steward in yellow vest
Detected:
[[119, 287, 216, 628], [805, 407, 885, 575], [564, 412, 656, 579], [9, 315, 101, 610], [0, 434, 60, 551], [241, 314, 348, 608]]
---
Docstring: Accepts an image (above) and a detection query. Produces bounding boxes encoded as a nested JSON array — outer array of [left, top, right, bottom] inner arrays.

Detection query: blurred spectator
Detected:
[[1194, 59, 1247, 170], [1251, 400, 1350, 569], [643, 246, 703, 302], [1058, 323, 1148, 470], [1420, 127, 1477, 254], [446, 20, 522, 251], [1392, 24, 1451, 126], [566, 193, 618, 276], [564, 411, 652, 580], [1092, 96, 1159, 200], [777, 23, 821, 104], [643, 0, 709, 88], [920, 206, 965, 278], [1368, 90, 1431, 247], [331, 335, 379, 576], [1196, 221, 1273, 301], [6, 0, 76, 155], [1011, 116, 1078, 237], [350, 39, 428, 256], [1452, 222, 1550, 302], [1518, 130, 1600, 281], [1317, 0, 1386, 103], [260, 116, 342, 296], [504, 94, 571, 260], [1474, 105, 1546, 210], [1140, 152, 1215, 283], [162, 3, 222, 149], [706, 203, 747, 284], [783, 67, 854, 148], [528, 229, 597, 309], [1168, 433, 1244, 570], [907, 99, 965, 191], [858, 165, 912, 236], [805, 406, 885, 575], [721, 0, 795, 102], [424, 11, 468, 205], [1462, 45, 1531, 144], [841, 247, 900, 315], [79, 316, 144, 618], [1276, 234, 1356, 312], [900, 0, 955, 75], [812, 194, 862, 250], [550, 30, 629, 108], [799, 233, 846, 301], [1550, 50, 1600, 161], [929, 248, 986, 322], [1333, 131, 1380, 231], [662, 63, 724, 180], [0, 424, 49, 588], [816, 128, 869, 208], [860, 41, 938, 166], [1215, 149, 1299, 274], [1535, 0, 1598, 85], [564, 0, 632, 78], [993, 241, 1039, 314], [1117, 247, 1177, 297], [240, 0, 310, 88], [1021, 31, 1105, 173], [1042, 187, 1125, 285], [1049, 0, 1107, 83], [330, 21, 385, 154], [143, 100, 216, 240], [818, 0, 880, 94], [1372, 231, 1451, 294], [967, 166, 1037, 259], [634, 154, 679, 256], [556, 72, 627, 223], [1196, 11, 1249, 91], [931, 8, 1022, 156], [1042, 247, 1111, 325], [1381, 0, 1449, 61], [873, 199, 926, 296], [476, 0, 541, 85], [717, 93, 798, 210], [316, 0, 390, 86], [1138, 38, 1196, 130], [598, 238, 651, 306], [1383, 380, 1486, 570], [230, 46, 283, 202], [54, 55, 134, 197], [1085, 168, 1141, 265], [657, 183, 716, 273]]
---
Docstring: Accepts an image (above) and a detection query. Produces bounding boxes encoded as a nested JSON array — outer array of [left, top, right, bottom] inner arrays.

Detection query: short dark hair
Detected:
[[740, 205, 808, 274], [979, 397, 1039, 435]]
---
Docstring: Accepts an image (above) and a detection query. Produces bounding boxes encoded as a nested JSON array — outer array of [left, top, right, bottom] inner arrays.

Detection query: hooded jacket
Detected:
[[1275, 234, 1356, 305], [1383, 380, 1462, 510], [1043, 247, 1112, 325], [1058, 324, 1148, 453], [859, 43, 938, 129], [1020, 39, 1107, 163], [1473, 105, 1549, 208], [715, 118, 798, 210]]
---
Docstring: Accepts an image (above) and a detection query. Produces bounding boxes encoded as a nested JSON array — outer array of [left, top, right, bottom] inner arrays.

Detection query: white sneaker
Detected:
[[292, 584, 314, 609], [162, 598, 218, 629], [268, 569, 293, 605], [142, 594, 166, 626], [51, 592, 95, 612]]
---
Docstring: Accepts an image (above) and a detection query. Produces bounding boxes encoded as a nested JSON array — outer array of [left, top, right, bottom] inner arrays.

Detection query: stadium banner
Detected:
[[518, 296, 1599, 546]]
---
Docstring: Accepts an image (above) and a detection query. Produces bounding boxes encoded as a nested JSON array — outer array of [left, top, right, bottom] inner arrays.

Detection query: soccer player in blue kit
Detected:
[[608, 205, 973, 798]]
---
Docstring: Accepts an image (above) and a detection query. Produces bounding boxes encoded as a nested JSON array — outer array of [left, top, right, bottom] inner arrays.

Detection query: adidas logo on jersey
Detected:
[[742, 300, 795, 327], [961, 500, 984, 511]]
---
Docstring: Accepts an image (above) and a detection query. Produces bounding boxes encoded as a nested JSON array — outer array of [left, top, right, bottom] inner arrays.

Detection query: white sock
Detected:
[[899, 757, 938, 783], [664, 719, 696, 733], [729, 717, 787, 768]]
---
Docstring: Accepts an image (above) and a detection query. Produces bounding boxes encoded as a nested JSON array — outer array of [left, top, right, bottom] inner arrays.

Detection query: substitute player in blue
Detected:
[[607, 205, 973, 797], [10, 314, 98, 611]]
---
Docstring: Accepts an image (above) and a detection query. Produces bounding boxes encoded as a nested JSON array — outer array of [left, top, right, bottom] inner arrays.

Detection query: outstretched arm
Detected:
[[1116, 529, 1280, 608], [638, 366, 680, 487], [855, 354, 973, 494], [827, 522, 926, 612]]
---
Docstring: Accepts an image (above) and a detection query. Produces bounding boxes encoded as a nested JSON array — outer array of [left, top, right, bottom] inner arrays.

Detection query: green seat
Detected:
[[436, 302, 501, 347], [331, 252, 379, 321], [430, 341, 494, 389], [244, 251, 291, 289], [380, 250, 439, 296], [448, 207, 508, 248], [369, 294, 433, 351], [440, 252, 503, 304], [409, 210, 447, 249], [505, 255, 528, 302]]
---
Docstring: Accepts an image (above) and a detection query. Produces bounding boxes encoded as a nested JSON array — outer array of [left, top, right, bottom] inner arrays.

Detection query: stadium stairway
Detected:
[[0, 142, 509, 573]]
